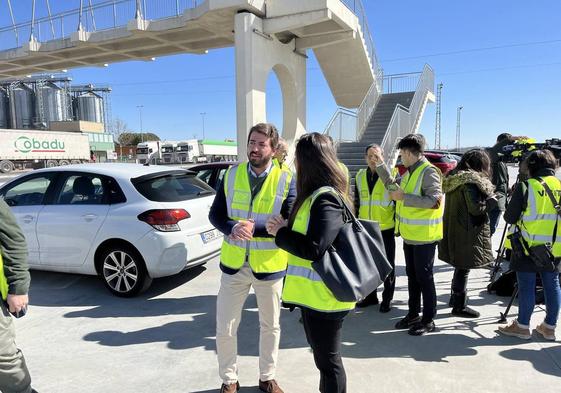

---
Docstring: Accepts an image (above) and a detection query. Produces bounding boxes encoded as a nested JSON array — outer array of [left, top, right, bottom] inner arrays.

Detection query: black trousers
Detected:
[[403, 242, 437, 323], [362, 229, 396, 303], [451, 268, 470, 294], [301, 308, 347, 393]]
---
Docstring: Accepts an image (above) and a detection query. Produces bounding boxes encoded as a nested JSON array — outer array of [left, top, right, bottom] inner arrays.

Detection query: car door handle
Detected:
[[81, 214, 98, 222], [22, 215, 34, 223]]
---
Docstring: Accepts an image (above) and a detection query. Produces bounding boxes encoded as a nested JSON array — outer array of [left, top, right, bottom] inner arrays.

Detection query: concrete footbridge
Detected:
[[0, 0, 433, 162]]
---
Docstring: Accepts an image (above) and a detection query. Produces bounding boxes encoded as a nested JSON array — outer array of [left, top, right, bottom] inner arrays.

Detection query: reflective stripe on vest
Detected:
[[517, 176, 561, 257], [356, 168, 395, 230], [395, 161, 443, 242], [0, 253, 9, 300], [282, 186, 356, 312], [220, 162, 291, 273]]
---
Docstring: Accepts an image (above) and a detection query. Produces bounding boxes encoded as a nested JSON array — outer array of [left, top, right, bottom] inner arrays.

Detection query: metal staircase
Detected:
[[325, 64, 435, 184]]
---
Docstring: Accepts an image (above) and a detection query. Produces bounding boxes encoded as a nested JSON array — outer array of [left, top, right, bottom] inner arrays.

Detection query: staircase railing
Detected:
[[380, 64, 435, 167], [323, 107, 357, 143]]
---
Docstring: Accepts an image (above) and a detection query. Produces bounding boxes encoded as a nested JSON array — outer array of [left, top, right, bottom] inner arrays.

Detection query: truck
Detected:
[[0, 128, 90, 173], [176, 139, 237, 163], [160, 141, 178, 164], [136, 141, 161, 165]]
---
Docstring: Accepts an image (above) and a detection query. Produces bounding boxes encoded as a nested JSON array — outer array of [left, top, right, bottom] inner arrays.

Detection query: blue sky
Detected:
[[1, 1, 561, 148]]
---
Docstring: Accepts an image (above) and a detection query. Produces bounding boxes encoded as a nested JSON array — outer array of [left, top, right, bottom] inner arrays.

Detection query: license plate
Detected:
[[201, 229, 221, 243]]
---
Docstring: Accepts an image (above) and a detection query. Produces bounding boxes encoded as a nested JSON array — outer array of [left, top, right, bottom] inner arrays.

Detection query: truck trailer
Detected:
[[176, 139, 237, 163], [0, 128, 90, 173]]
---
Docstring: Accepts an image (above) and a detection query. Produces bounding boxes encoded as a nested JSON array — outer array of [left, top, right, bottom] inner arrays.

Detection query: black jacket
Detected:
[[275, 192, 348, 318]]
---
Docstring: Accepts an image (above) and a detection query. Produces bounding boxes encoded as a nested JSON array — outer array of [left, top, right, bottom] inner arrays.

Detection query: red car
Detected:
[[395, 152, 458, 176]]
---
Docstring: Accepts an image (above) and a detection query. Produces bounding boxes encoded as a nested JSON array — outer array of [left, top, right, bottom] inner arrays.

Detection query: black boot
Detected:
[[356, 291, 379, 308], [451, 292, 480, 318]]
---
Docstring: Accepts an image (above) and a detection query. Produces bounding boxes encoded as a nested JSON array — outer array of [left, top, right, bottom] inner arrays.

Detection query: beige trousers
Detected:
[[0, 302, 32, 393], [216, 264, 283, 384]]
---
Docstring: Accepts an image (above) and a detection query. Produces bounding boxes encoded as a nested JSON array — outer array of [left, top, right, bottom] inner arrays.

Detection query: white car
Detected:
[[0, 164, 222, 297]]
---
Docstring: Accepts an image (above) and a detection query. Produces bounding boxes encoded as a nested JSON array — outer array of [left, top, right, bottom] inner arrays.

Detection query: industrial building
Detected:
[[0, 75, 115, 162]]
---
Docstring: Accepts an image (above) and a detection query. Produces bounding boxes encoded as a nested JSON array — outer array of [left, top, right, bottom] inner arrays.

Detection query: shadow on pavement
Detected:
[[28, 265, 207, 307], [500, 345, 561, 377], [78, 293, 309, 354]]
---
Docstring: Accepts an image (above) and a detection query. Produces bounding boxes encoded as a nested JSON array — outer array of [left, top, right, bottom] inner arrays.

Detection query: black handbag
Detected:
[[311, 191, 393, 302]]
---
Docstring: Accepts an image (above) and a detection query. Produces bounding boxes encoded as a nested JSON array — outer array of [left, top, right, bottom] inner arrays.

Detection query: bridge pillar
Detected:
[[235, 12, 306, 162]]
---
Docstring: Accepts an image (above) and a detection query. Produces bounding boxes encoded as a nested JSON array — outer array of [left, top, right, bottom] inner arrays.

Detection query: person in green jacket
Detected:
[[0, 199, 36, 393]]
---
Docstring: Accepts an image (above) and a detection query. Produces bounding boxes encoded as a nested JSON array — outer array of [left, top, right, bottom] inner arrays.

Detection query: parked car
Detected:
[[188, 161, 238, 190], [0, 164, 223, 297], [396, 151, 458, 176]]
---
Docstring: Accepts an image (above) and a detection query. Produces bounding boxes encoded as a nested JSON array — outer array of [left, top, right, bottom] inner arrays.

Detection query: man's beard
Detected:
[[248, 153, 271, 169]]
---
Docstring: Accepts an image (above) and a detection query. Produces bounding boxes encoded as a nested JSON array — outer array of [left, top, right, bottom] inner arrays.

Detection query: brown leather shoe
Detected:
[[220, 381, 240, 393], [259, 379, 284, 393]]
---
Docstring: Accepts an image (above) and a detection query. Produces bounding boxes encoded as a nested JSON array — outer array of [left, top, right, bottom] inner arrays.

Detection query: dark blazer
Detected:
[[208, 166, 297, 279], [275, 192, 345, 262]]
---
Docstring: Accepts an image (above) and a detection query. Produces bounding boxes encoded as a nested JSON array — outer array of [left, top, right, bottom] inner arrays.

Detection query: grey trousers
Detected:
[[0, 302, 32, 393]]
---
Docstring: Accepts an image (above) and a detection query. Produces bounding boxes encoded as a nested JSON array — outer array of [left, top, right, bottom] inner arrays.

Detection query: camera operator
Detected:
[[487, 133, 514, 235], [498, 150, 561, 341]]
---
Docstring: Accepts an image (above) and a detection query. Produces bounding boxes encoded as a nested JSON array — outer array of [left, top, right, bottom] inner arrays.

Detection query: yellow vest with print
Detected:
[[0, 253, 9, 300], [282, 186, 356, 312], [395, 161, 443, 242], [220, 162, 291, 273], [356, 168, 396, 230], [513, 176, 561, 257]]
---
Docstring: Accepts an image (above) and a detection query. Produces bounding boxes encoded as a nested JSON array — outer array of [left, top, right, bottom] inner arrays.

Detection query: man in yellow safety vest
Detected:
[[354, 143, 397, 312], [376, 134, 444, 336], [209, 123, 296, 393]]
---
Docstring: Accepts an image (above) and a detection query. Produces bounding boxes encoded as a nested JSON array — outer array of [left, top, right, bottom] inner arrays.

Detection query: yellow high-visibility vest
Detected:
[[282, 186, 356, 312], [220, 162, 292, 273], [395, 160, 443, 242], [0, 253, 9, 300], [356, 168, 396, 230], [513, 176, 561, 257]]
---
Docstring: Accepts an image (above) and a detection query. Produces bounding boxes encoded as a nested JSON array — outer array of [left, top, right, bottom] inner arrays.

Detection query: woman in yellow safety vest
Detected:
[[499, 149, 561, 341], [266, 132, 353, 393]]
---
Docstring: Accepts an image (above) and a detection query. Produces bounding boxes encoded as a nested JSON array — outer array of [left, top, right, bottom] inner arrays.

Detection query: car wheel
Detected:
[[99, 245, 152, 297]]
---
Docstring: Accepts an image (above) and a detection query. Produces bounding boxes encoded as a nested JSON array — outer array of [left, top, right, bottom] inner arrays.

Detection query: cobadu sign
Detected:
[[14, 136, 66, 153]]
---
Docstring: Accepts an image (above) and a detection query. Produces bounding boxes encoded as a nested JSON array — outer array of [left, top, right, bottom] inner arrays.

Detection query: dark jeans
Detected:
[[451, 268, 470, 294], [403, 242, 437, 324], [301, 308, 347, 393], [488, 206, 502, 236], [372, 229, 396, 303]]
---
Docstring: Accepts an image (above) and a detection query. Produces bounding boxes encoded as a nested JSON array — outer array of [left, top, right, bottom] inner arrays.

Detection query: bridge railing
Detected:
[[341, 0, 382, 87], [0, 0, 201, 52]]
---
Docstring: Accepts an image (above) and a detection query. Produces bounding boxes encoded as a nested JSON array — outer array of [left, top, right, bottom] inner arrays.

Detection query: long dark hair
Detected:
[[290, 133, 351, 222], [456, 149, 492, 178]]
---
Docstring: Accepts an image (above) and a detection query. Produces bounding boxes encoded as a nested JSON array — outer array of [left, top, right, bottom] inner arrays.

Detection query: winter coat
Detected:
[[438, 170, 495, 269]]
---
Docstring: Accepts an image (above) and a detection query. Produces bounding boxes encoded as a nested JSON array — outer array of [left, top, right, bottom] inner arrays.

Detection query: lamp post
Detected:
[[456, 106, 463, 151], [137, 105, 144, 142], [200, 112, 206, 140]]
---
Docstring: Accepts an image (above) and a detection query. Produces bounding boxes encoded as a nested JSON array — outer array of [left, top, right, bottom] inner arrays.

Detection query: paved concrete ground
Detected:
[[10, 166, 561, 392], [15, 217, 561, 393]]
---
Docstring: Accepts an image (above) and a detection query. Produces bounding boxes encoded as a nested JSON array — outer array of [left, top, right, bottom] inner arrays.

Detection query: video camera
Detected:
[[498, 137, 561, 163]]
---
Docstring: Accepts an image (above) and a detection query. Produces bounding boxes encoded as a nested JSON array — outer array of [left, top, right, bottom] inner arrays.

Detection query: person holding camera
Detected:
[[498, 150, 561, 341]]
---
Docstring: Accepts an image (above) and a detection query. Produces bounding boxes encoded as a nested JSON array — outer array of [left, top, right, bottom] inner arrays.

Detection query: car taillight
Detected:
[[138, 209, 191, 232]]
